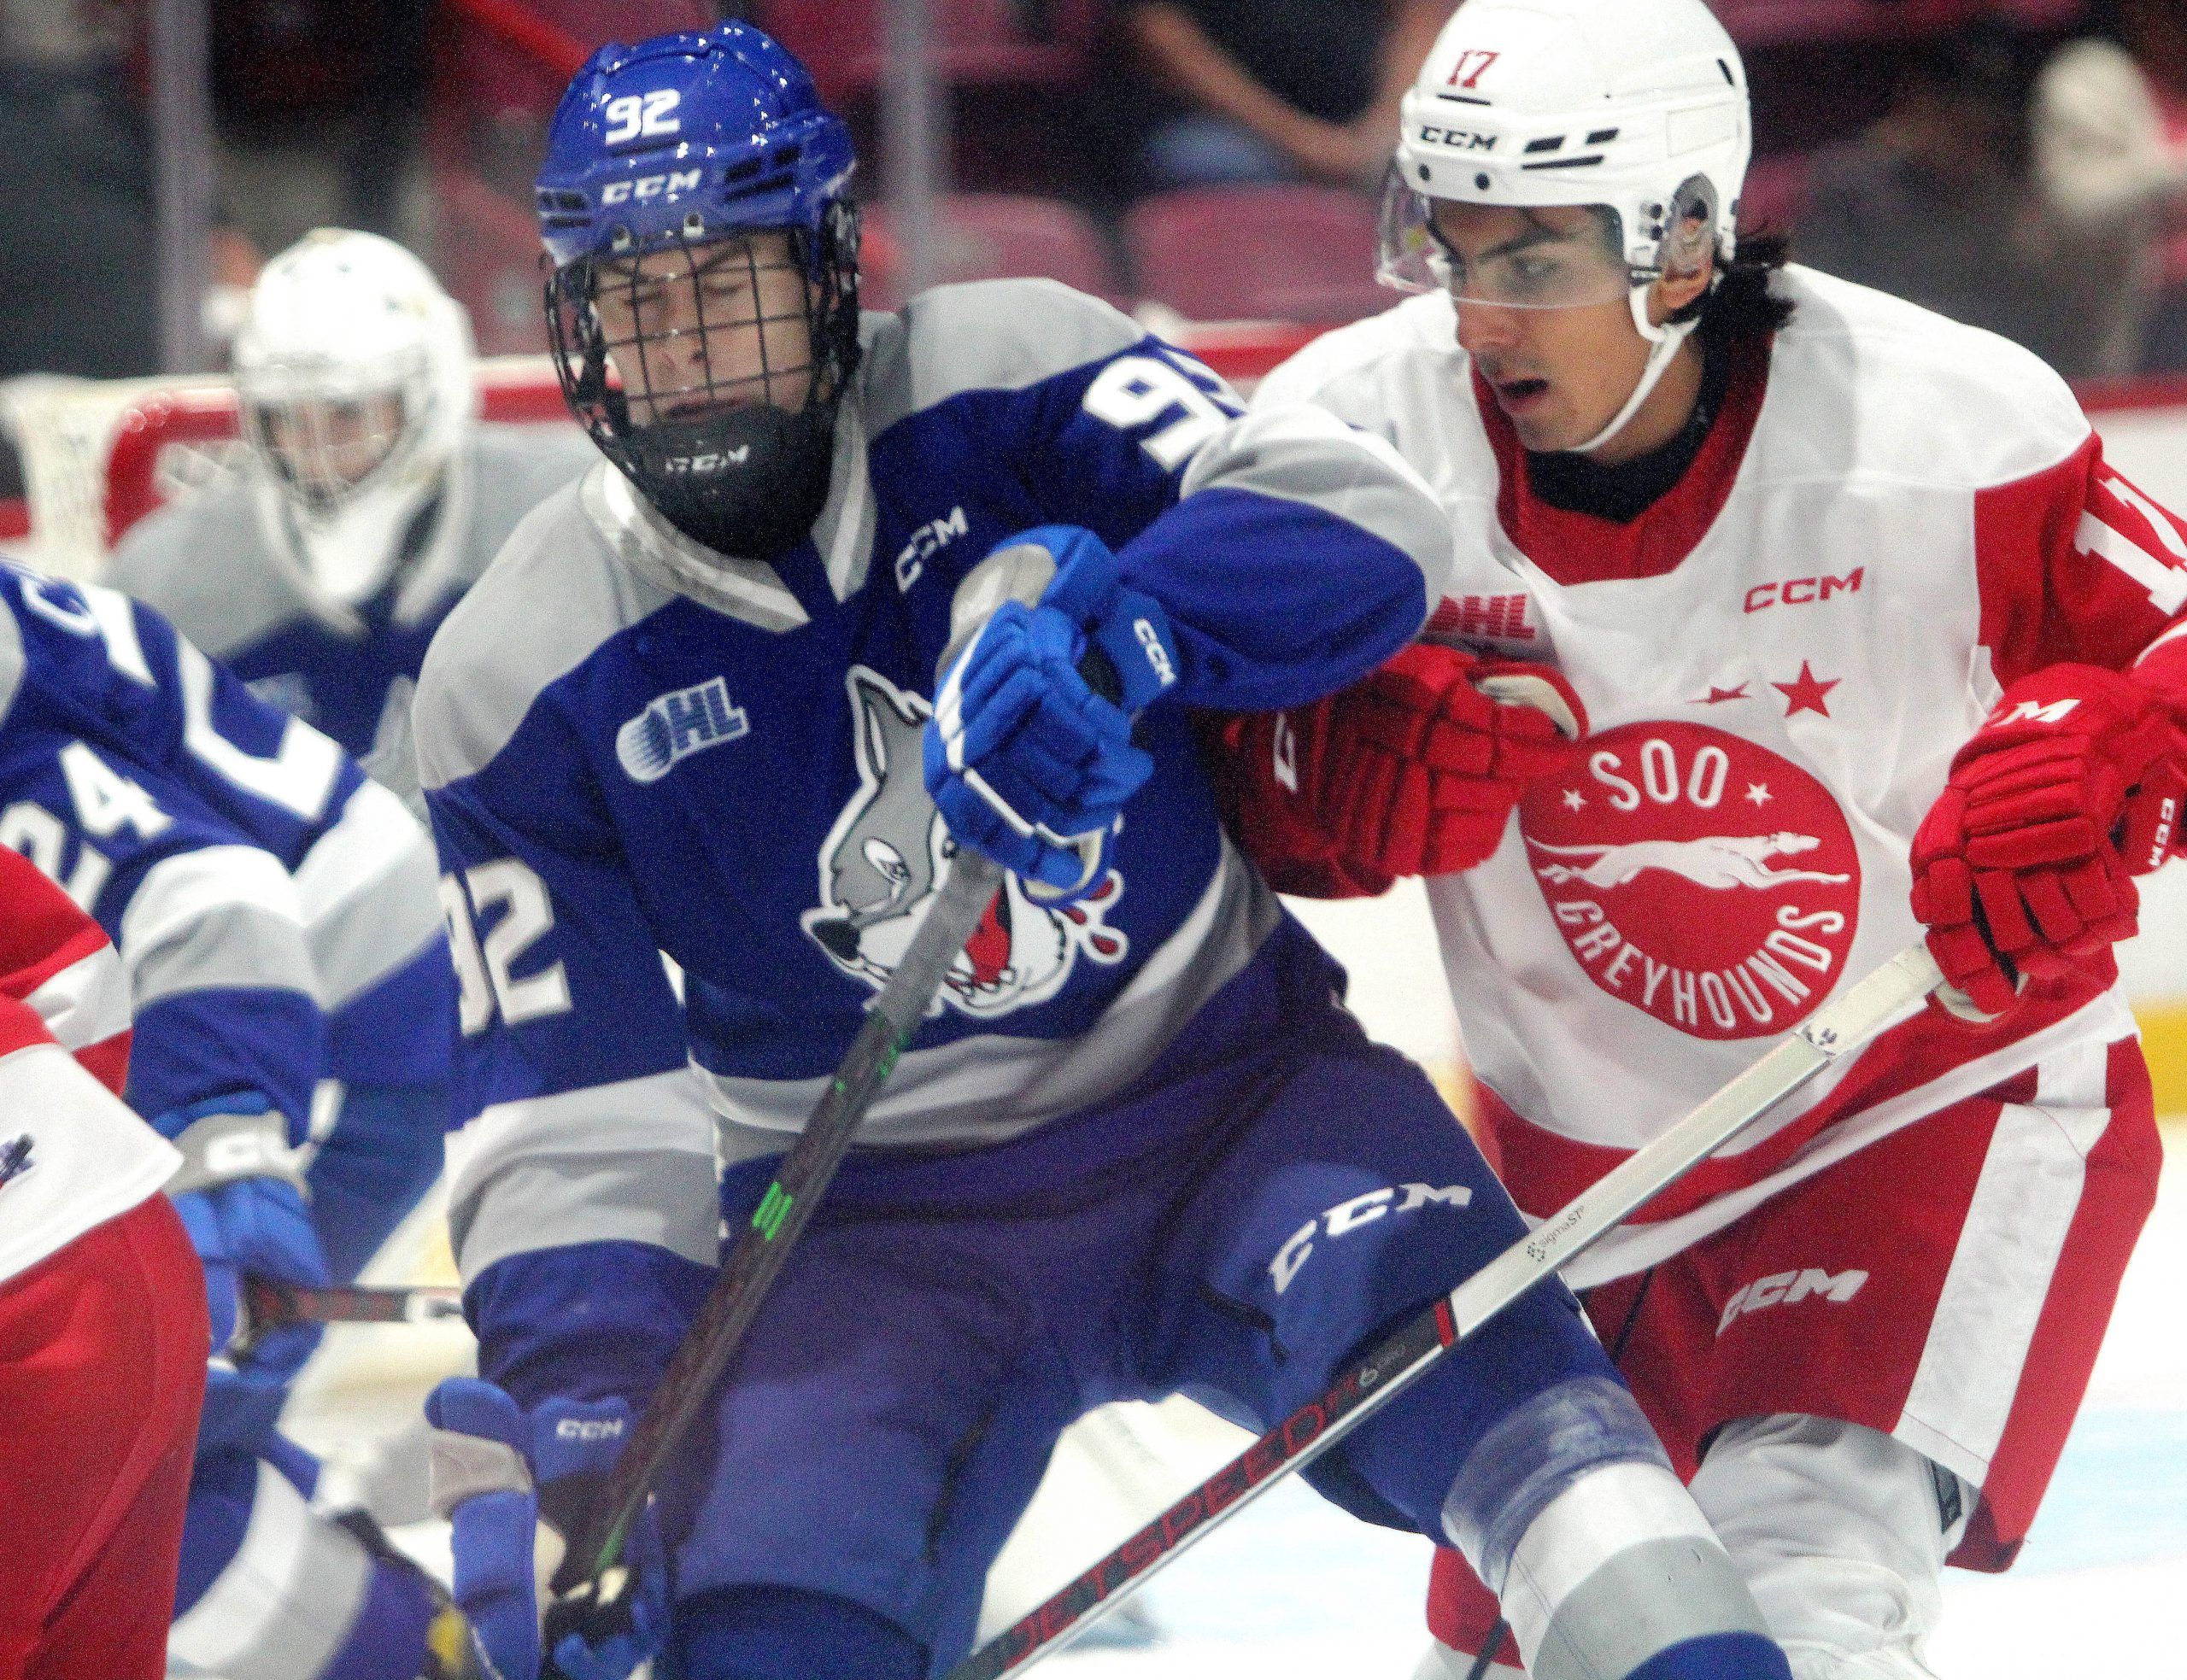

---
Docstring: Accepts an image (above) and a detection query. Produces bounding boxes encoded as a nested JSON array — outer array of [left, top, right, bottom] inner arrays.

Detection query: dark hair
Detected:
[[1581, 205, 1796, 340], [1678, 228, 1796, 341]]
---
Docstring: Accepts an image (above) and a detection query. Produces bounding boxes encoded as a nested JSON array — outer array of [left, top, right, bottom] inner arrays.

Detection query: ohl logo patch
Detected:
[[617, 677, 749, 784], [1518, 722, 1861, 1040]]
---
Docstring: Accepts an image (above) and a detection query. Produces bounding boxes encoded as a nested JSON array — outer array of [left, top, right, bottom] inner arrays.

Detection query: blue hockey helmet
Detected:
[[537, 24, 862, 560]]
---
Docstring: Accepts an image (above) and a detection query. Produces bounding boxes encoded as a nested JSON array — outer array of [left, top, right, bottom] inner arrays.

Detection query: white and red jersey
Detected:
[[1257, 266, 2187, 1285], [0, 847, 178, 1285]]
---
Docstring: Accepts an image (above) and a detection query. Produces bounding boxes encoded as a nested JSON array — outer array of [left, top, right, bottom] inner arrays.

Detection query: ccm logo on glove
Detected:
[[1135, 617, 1176, 689], [1910, 662, 2187, 1016]]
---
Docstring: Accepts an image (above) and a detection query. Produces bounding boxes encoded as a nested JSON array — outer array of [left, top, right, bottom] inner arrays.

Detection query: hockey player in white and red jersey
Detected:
[[1211, 1, 2184, 1676], [0, 845, 207, 1677]]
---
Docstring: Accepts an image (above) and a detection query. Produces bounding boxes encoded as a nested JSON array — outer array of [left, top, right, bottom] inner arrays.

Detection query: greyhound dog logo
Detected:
[[1530, 834, 1853, 893], [800, 667, 1127, 1016], [1519, 721, 1862, 1041], [0, 1135, 32, 1191]]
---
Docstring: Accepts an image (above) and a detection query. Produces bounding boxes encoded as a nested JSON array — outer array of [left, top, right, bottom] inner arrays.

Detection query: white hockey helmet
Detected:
[[1380, 0, 1752, 451], [232, 230, 478, 609]]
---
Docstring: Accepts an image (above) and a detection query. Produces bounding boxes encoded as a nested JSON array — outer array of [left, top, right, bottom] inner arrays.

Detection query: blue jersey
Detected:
[[417, 279, 1450, 1289], [0, 559, 453, 1151], [108, 424, 601, 805]]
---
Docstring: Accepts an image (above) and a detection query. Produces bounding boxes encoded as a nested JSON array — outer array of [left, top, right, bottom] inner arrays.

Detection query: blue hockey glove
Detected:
[[925, 526, 1181, 899], [427, 1377, 667, 1680], [163, 1092, 331, 1451]]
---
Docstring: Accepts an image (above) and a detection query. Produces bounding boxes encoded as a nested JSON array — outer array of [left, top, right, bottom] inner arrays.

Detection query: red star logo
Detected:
[[1772, 662, 1839, 718], [1696, 683, 1750, 705]]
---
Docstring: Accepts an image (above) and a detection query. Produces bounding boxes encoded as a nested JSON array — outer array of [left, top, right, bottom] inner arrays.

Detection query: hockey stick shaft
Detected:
[[947, 941, 1948, 1680], [241, 1279, 465, 1334], [557, 848, 1006, 1600], [547, 541, 1097, 1639]]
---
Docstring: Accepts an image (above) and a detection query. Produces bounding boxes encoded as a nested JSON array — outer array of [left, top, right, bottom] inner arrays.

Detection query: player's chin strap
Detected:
[[1570, 284, 1703, 459]]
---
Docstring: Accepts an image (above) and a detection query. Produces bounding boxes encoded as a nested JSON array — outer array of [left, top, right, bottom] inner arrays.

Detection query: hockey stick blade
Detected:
[[542, 542, 1112, 1661], [947, 940, 1948, 1680]]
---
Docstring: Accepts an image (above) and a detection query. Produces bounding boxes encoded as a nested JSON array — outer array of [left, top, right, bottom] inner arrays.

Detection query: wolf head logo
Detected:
[[800, 667, 1127, 1016]]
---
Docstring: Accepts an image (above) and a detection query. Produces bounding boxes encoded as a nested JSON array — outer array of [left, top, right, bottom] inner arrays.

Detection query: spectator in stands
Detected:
[[1117, 0, 1451, 191], [0, 0, 158, 383], [2032, 0, 2187, 372], [1800, 21, 2105, 375]]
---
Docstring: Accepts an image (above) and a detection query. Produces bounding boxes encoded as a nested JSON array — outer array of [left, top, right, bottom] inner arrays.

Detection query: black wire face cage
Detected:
[[546, 202, 862, 477]]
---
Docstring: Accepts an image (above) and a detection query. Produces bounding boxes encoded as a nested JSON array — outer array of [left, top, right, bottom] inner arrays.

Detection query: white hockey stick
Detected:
[[947, 940, 1952, 1679]]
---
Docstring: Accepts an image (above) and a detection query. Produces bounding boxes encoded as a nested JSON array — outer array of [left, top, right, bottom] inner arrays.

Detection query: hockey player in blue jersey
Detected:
[[415, 22, 1796, 1680], [107, 230, 600, 808], [0, 560, 469, 1677]]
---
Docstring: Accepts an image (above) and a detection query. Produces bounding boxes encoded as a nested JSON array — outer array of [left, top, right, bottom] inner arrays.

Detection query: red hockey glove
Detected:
[[1316, 642, 1586, 879], [1204, 645, 1586, 894], [1909, 663, 2187, 1016], [1201, 699, 1394, 899]]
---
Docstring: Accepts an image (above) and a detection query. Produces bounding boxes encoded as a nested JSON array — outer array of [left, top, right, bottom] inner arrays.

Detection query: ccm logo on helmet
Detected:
[[1419, 126, 1497, 151], [601, 169, 704, 206], [1718, 1267, 1867, 1334]]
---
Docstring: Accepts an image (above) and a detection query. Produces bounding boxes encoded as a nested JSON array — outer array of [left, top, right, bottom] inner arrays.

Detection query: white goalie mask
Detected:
[[1379, 0, 1752, 454], [233, 230, 478, 615]]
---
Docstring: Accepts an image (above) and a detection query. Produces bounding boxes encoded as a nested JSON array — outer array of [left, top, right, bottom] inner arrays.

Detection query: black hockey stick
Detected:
[[542, 542, 1111, 1654], [945, 942, 1955, 1680], [239, 1279, 465, 1349]]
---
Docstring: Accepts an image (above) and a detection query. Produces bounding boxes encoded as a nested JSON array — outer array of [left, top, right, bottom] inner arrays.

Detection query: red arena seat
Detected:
[[757, 0, 1103, 102], [859, 195, 1118, 310], [1127, 187, 1387, 325]]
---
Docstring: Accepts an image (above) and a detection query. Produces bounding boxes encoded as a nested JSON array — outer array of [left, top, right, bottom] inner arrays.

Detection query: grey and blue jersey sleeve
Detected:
[[0, 563, 331, 1135], [414, 593, 718, 1270], [416, 616, 720, 1406], [877, 281, 1452, 711], [0, 564, 454, 1142]]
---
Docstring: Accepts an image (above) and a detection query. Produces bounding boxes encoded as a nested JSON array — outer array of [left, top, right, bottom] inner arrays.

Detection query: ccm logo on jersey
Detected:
[[1718, 1266, 1868, 1334], [1269, 1183, 1474, 1295], [600, 168, 703, 205], [1744, 569, 1863, 614], [895, 506, 970, 591], [618, 676, 751, 783]]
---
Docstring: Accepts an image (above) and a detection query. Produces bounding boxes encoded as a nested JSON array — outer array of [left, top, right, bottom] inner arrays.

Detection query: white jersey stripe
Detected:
[[293, 780, 445, 1008], [165, 1460, 373, 1680], [1895, 1036, 2114, 1490], [116, 845, 316, 1007], [2076, 510, 2187, 613], [22, 943, 131, 1053]]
